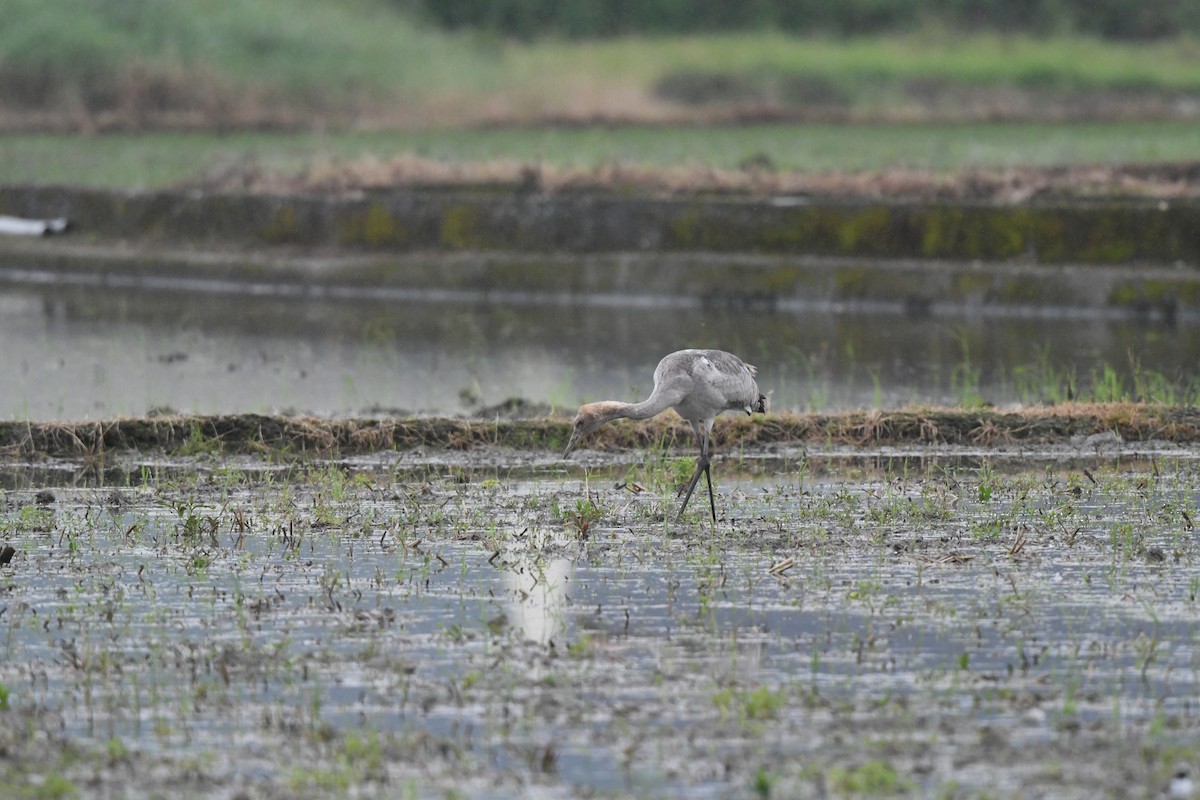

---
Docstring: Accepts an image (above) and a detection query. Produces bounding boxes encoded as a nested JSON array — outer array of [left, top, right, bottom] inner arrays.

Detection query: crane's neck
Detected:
[[590, 393, 673, 424]]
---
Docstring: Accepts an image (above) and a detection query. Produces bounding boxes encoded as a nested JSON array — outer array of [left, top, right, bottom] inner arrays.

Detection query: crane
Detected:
[[563, 349, 767, 522]]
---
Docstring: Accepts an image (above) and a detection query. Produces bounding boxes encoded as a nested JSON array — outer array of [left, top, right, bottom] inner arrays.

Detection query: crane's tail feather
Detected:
[[752, 393, 767, 414]]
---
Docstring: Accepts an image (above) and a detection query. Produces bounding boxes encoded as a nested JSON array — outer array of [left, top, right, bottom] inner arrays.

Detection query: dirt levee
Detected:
[[3, 405, 1198, 460]]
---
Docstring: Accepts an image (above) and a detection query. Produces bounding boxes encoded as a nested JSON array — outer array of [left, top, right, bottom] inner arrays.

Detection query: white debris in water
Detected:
[[0, 215, 68, 236], [1169, 765, 1195, 799]]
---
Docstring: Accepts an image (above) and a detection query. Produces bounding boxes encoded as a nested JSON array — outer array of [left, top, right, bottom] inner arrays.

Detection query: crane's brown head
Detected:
[[563, 402, 621, 457]]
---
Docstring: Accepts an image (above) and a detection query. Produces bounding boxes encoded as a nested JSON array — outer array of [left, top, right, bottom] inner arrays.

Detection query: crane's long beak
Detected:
[[563, 428, 584, 458]]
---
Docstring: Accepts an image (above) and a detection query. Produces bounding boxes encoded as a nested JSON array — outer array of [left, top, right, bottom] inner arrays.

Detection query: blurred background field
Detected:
[[3, 121, 1200, 192], [2, 0, 1200, 189], [3, 0, 1200, 131]]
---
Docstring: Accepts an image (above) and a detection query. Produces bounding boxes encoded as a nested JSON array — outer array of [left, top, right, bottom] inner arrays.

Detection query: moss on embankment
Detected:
[[3, 405, 1198, 461], [5, 184, 1200, 319], [2, 185, 1199, 265]]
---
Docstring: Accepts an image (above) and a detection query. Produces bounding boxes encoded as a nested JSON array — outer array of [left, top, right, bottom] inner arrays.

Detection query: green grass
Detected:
[[3, 1, 1200, 126], [3, 12, 1200, 189], [3, 120, 1200, 190], [0, 0, 486, 102], [509, 31, 1200, 95]]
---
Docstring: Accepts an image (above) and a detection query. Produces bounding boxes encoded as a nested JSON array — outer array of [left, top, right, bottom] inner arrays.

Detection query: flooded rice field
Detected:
[[3, 280, 1199, 420], [2, 446, 1199, 798]]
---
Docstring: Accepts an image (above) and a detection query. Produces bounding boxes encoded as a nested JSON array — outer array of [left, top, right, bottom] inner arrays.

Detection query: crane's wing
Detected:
[[652, 349, 766, 419], [694, 350, 763, 414]]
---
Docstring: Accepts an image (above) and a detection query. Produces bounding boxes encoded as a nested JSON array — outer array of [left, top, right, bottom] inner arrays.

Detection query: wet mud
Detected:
[[2, 405, 1199, 463]]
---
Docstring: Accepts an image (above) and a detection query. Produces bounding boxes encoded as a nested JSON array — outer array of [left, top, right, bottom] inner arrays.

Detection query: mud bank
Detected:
[[2, 184, 1199, 266], [2, 404, 1198, 460], [3, 184, 1200, 319]]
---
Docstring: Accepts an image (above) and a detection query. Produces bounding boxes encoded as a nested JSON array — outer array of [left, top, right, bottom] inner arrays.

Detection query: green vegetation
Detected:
[[0, 0, 483, 116], [828, 760, 909, 795], [176, 423, 221, 457], [4, 120, 1200, 190], [412, 0, 1200, 41], [507, 31, 1200, 97], [1, 0, 1199, 128], [552, 496, 604, 537], [713, 685, 789, 721]]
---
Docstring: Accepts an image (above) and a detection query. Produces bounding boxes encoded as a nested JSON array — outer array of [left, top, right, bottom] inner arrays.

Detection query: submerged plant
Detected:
[[827, 760, 908, 795], [551, 494, 604, 537], [713, 685, 787, 721], [177, 423, 220, 456]]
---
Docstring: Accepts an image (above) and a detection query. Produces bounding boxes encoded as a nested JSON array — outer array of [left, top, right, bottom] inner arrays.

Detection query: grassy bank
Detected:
[[0, 0, 488, 127], [505, 32, 1200, 114], [4, 121, 1200, 191], [2, 405, 1198, 460], [1, 0, 1199, 129]]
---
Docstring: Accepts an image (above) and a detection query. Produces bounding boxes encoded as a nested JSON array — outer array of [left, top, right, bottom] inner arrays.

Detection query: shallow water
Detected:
[[2, 279, 1197, 420], [1, 452, 1198, 797]]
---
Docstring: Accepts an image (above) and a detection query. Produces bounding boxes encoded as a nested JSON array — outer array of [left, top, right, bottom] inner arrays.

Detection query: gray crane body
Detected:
[[563, 348, 767, 522]]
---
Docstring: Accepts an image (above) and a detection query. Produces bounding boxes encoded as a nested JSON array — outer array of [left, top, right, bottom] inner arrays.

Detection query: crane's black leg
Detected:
[[676, 424, 717, 523], [676, 455, 709, 522], [704, 460, 716, 522]]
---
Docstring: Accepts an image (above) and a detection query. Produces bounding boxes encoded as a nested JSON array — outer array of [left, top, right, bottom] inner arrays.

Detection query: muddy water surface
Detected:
[[3, 281, 1198, 420], [1, 448, 1198, 797]]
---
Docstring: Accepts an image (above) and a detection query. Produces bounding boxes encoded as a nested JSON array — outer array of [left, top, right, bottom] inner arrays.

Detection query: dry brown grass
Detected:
[[848, 409, 892, 445], [192, 156, 1200, 204], [969, 418, 1014, 446]]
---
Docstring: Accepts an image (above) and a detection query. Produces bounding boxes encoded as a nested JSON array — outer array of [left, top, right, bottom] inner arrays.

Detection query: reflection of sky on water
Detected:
[[2, 282, 1196, 420], [503, 556, 572, 645]]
